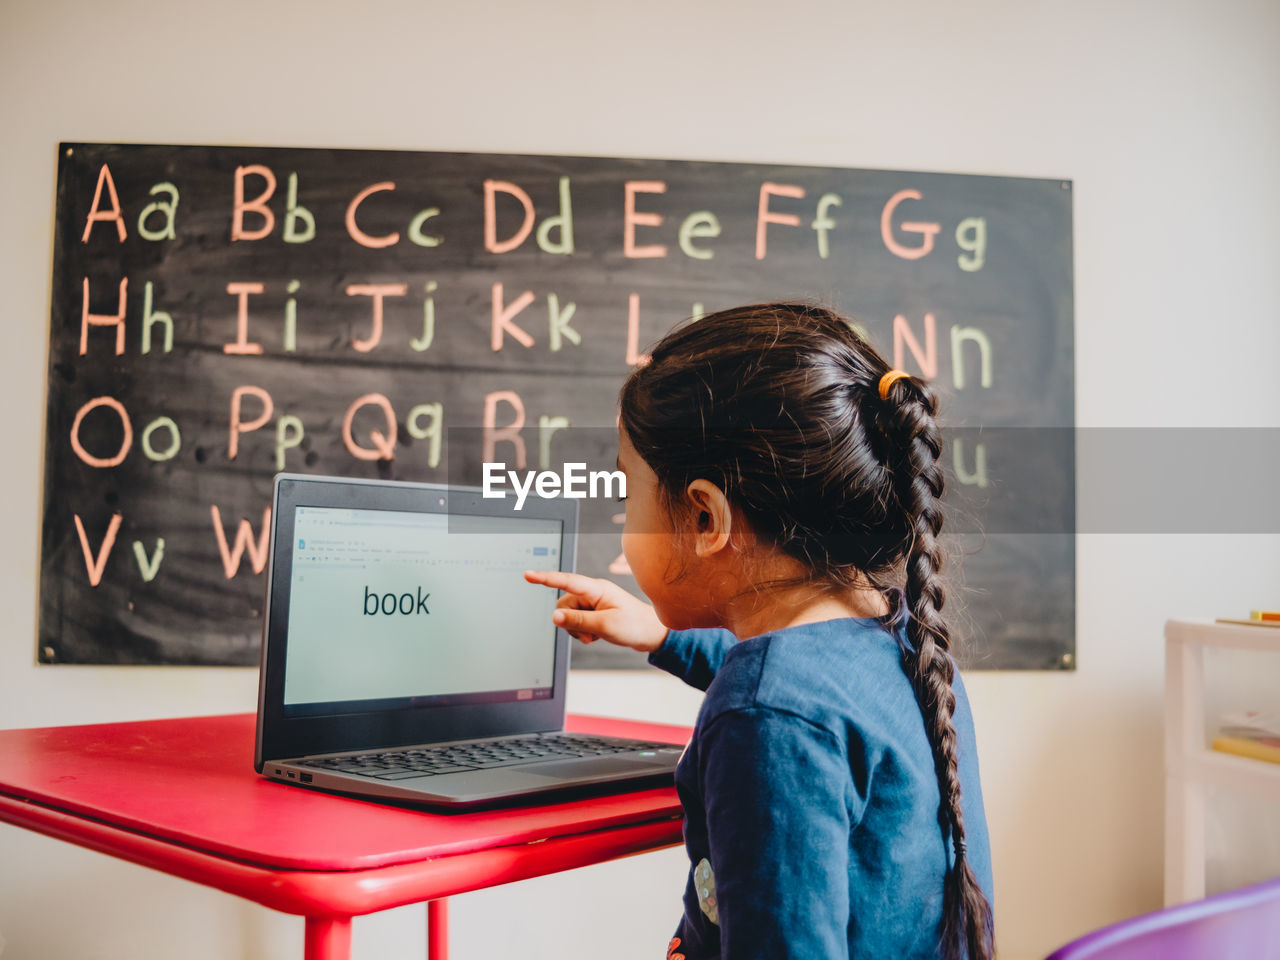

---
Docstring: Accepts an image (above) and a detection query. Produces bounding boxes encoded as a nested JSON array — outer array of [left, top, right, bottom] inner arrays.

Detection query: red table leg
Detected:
[[305, 916, 352, 960], [428, 898, 449, 960]]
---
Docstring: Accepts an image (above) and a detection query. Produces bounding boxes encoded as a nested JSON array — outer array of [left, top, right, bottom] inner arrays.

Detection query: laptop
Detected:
[[254, 472, 683, 807]]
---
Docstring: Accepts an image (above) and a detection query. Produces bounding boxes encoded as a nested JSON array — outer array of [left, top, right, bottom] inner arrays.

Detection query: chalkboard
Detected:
[[40, 142, 1074, 669]]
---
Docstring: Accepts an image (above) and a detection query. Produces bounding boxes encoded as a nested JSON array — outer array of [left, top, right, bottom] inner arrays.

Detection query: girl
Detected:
[[525, 303, 994, 960]]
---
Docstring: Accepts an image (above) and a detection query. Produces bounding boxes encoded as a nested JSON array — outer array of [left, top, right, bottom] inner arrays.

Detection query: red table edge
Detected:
[[0, 790, 684, 918]]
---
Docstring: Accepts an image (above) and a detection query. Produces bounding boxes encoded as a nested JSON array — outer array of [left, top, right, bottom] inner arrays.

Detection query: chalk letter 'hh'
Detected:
[[228, 385, 274, 460], [346, 182, 399, 248], [483, 390, 526, 468], [210, 504, 271, 579], [342, 393, 397, 461], [70, 396, 133, 468], [232, 165, 277, 241], [74, 512, 123, 587], [492, 283, 535, 351], [484, 180, 535, 254], [82, 164, 128, 243], [624, 182, 667, 258], [346, 283, 408, 352], [893, 313, 937, 379], [756, 183, 805, 260], [881, 189, 941, 260], [80, 276, 128, 356], [136, 182, 179, 242], [224, 282, 265, 354]]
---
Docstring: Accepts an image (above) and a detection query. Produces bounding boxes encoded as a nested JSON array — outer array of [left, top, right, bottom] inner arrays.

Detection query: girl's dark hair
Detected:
[[618, 302, 994, 960]]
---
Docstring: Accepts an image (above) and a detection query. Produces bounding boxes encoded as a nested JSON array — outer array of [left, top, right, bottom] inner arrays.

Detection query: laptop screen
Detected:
[[281, 504, 563, 717]]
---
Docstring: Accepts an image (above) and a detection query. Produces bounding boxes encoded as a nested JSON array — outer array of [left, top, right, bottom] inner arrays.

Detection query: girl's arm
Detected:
[[697, 705, 857, 959], [647, 628, 739, 692]]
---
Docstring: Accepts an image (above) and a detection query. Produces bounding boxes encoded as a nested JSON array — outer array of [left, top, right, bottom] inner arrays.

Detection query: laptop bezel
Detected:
[[255, 473, 577, 771]]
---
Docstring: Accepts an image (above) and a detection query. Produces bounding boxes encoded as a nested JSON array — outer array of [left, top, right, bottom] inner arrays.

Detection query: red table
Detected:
[[0, 712, 691, 960]]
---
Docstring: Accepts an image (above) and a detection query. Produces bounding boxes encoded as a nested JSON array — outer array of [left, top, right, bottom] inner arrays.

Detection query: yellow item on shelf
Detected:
[[1212, 736, 1280, 766]]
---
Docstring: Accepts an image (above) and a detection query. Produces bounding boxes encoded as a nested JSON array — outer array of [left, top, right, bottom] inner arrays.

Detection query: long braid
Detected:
[[881, 374, 995, 960]]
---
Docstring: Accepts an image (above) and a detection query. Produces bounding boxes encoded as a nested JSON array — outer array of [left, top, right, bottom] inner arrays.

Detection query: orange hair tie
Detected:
[[878, 369, 910, 400]]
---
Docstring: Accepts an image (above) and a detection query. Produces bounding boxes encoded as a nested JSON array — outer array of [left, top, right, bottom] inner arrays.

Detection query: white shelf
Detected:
[[1164, 618, 1280, 907]]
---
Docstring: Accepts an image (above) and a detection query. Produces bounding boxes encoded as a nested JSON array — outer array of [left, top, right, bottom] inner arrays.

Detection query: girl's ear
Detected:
[[685, 479, 732, 557]]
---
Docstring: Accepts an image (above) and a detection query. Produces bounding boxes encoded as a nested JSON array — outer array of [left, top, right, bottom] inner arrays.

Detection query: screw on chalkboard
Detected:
[[65, 147, 73, 157], [42, 646, 56, 660], [1061, 182, 1071, 190], [1060, 653, 1074, 668]]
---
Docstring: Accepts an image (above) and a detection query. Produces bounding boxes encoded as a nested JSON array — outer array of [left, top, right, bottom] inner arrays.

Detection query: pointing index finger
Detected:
[[523, 569, 606, 606]]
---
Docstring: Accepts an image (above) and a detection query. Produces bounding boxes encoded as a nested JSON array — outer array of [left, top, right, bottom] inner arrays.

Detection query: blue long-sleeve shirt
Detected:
[[648, 615, 993, 959]]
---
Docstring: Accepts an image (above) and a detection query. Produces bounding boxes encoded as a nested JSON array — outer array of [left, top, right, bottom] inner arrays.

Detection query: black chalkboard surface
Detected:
[[40, 142, 1074, 669]]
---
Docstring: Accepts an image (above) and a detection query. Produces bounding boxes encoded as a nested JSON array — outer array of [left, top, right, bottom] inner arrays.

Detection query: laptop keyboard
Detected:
[[298, 734, 679, 780]]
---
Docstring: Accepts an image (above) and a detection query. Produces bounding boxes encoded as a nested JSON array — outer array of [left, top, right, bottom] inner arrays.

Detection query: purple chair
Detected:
[[1045, 876, 1280, 960]]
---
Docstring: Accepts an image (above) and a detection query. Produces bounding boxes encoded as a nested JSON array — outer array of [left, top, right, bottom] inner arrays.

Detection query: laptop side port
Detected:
[[300, 772, 313, 783]]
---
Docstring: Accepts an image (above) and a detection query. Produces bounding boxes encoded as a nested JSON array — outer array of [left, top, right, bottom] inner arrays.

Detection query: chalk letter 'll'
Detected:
[[232, 165, 277, 241], [346, 182, 399, 248], [881, 189, 941, 260], [81, 277, 128, 355], [228, 386, 274, 460], [210, 505, 271, 579], [74, 512, 123, 587], [756, 183, 805, 259], [626, 293, 652, 367], [623, 182, 667, 258], [484, 181, 535, 254], [346, 283, 408, 352], [492, 283, 535, 351], [483, 390, 526, 468], [82, 164, 127, 243], [893, 313, 937, 379]]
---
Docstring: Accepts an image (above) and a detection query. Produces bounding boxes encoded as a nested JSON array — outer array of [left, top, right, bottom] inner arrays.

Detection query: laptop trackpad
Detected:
[[526, 756, 670, 779]]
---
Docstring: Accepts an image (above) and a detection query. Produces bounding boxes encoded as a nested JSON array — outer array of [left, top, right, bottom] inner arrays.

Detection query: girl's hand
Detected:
[[523, 569, 669, 653]]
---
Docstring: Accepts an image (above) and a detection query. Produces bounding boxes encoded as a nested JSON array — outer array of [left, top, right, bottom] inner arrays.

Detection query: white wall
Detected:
[[2, 1, 1278, 958]]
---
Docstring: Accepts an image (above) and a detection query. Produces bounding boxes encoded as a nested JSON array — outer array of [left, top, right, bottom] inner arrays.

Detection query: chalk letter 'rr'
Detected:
[[483, 390, 526, 468]]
